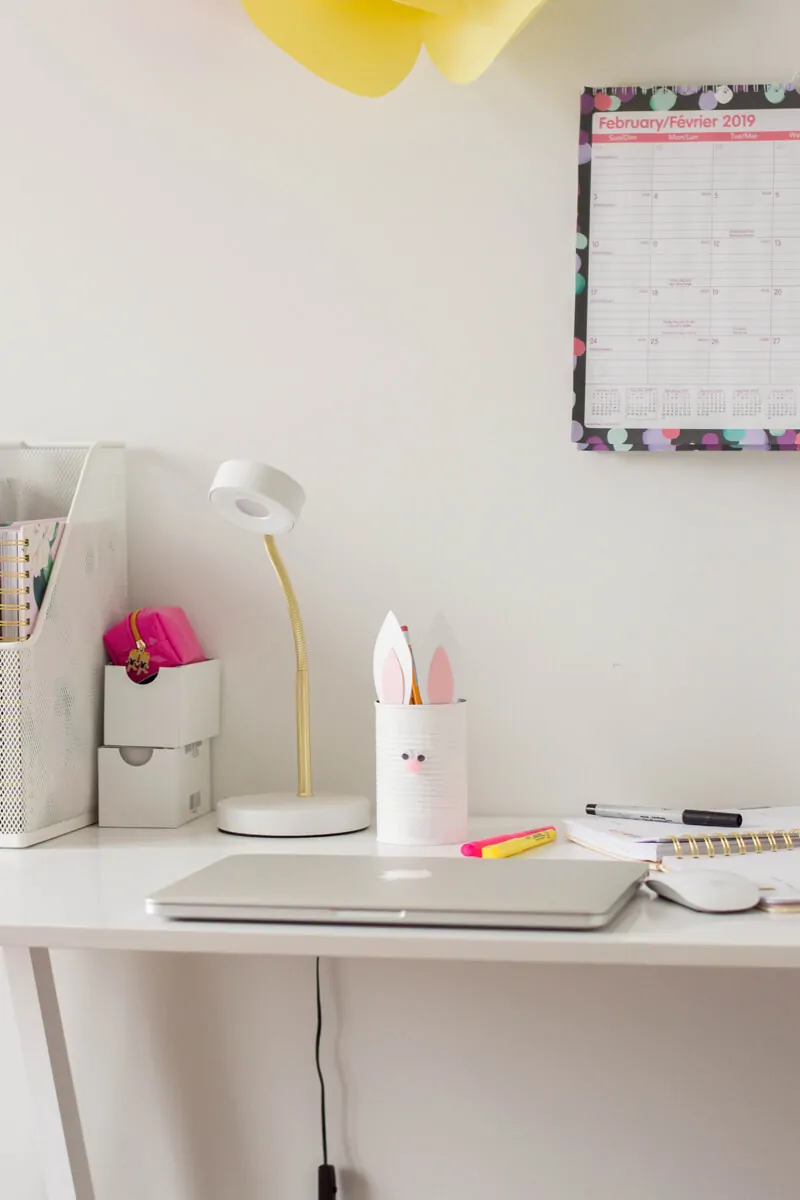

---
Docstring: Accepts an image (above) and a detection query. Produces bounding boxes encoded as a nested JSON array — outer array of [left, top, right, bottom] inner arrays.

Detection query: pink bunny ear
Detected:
[[381, 649, 406, 705], [428, 646, 455, 704]]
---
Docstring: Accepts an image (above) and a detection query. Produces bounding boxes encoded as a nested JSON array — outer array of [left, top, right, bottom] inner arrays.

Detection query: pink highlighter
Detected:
[[461, 827, 555, 858]]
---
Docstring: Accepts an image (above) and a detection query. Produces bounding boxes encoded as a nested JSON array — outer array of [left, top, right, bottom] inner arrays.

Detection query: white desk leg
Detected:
[[4, 947, 94, 1200]]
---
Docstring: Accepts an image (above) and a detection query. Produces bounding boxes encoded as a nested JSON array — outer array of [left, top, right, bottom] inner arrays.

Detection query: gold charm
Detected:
[[126, 644, 151, 677], [126, 610, 151, 678]]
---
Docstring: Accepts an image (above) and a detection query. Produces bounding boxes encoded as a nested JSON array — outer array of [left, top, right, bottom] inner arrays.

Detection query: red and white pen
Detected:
[[461, 826, 556, 857]]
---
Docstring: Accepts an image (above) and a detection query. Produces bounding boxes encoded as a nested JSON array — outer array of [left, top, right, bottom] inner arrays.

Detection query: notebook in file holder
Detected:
[[0, 533, 29, 641], [0, 444, 127, 847], [0, 520, 64, 642]]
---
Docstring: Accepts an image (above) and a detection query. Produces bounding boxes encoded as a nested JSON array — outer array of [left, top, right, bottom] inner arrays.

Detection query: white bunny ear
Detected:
[[417, 613, 462, 704], [373, 611, 413, 704]]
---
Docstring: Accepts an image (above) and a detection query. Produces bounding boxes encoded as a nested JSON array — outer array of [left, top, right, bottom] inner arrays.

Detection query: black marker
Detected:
[[585, 804, 742, 828]]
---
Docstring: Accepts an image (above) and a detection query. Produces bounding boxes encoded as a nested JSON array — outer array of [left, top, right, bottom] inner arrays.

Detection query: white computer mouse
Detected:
[[646, 870, 760, 913]]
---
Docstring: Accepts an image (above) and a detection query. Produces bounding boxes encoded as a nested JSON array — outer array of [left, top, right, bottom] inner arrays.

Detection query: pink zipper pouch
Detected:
[[104, 607, 206, 683]]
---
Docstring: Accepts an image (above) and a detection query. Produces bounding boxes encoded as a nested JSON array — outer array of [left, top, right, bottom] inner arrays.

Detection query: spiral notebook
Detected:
[[0, 519, 65, 641], [574, 83, 800, 452], [566, 810, 800, 910], [565, 809, 800, 862]]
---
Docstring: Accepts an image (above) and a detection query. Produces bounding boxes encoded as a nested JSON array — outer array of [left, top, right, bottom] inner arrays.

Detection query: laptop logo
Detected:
[[380, 869, 432, 881]]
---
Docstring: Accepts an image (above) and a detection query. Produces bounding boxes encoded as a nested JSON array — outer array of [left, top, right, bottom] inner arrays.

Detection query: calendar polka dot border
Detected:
[[572, 85, 800, 452]]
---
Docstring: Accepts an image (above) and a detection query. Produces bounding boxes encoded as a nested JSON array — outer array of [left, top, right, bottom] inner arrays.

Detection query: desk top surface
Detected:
[[1, 815, 799, 967]]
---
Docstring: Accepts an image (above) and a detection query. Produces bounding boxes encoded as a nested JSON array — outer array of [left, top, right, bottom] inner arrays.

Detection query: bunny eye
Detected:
[[401, 753, 410, 760], [417, 755, 426, 762]]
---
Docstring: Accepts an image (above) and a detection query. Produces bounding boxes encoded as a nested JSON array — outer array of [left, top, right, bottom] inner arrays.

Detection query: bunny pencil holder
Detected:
[[374, 613, 467, 846]]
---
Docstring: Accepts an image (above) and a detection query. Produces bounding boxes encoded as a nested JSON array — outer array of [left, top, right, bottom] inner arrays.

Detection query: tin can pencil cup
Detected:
[[376, 701, 468, 846]]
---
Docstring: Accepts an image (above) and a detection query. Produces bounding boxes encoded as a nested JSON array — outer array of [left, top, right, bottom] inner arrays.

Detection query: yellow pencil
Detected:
[[482, 829, 557, 858], [401, 624, 423, 705]]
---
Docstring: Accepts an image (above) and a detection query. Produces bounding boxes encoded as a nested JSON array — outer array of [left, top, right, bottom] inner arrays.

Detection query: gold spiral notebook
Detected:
[[565, 812, 800, 911], [0, 520, 65, 642], [565, 812, 800, 865]]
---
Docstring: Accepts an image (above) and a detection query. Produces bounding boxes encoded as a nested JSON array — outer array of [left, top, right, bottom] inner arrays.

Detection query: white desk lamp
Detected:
[[209, 460, 370, 837]]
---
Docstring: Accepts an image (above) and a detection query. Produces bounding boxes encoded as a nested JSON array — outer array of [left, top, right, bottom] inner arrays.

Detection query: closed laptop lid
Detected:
[[147, 854, 645, 928]]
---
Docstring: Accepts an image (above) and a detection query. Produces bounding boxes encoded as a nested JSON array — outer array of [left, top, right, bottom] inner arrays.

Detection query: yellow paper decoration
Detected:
[[242, 0, 552, 97]]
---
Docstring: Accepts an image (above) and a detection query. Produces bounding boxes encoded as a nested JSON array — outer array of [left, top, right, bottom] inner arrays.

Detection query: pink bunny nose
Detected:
[[406, 759, 421, 774]]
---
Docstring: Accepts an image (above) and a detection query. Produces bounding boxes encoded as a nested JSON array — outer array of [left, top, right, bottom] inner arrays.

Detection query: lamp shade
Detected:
[[209, 460, 305, 535]]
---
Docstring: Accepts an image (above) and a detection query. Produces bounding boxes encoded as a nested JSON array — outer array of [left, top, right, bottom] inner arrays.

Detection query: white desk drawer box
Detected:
[[104, 660, 221, 748], [98, 741, 211, 828]]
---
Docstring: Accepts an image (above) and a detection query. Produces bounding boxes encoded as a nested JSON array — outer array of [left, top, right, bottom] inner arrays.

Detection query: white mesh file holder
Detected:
[[0, 444, 127, 846]]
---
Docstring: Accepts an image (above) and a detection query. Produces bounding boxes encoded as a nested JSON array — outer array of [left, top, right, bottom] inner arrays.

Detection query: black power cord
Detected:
[[316, 957, 337, 1200]]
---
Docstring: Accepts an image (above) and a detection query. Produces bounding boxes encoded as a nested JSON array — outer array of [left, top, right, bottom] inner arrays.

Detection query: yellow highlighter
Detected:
[[481, 828, 556, 859]]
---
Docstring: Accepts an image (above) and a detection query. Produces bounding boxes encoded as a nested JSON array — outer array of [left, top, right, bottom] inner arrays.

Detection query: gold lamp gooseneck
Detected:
[[209, 459, 370, 838], [263, 534, 312, 799]]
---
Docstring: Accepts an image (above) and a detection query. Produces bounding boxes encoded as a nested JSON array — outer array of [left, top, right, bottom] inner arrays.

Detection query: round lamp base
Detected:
[[217, 793, 371, 838]]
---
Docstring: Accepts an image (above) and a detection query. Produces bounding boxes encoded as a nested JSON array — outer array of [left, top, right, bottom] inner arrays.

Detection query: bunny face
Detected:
[[381, 739, 437, 795], [375, 701, 468, 845]]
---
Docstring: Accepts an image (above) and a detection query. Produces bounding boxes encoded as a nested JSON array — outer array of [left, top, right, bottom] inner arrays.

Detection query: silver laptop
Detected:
[[146, 855, 646, 931]]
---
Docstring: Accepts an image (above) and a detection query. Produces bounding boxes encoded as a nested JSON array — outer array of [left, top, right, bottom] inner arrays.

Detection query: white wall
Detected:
[[2, 1, 800, 1196]]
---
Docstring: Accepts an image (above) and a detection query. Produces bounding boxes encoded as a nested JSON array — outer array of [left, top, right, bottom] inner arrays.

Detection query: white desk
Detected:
[[4, 814, 800, 1200]]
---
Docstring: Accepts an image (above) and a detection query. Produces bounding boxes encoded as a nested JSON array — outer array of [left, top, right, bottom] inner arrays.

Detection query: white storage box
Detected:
[[104, 659, 221, 749], [98, 740, 211, 828]]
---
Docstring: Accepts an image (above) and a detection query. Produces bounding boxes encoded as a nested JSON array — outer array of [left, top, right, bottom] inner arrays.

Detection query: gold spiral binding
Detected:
[[0, 531, 31, 643], [655, 824, 800, 861], [680, 830, 800, 856]]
